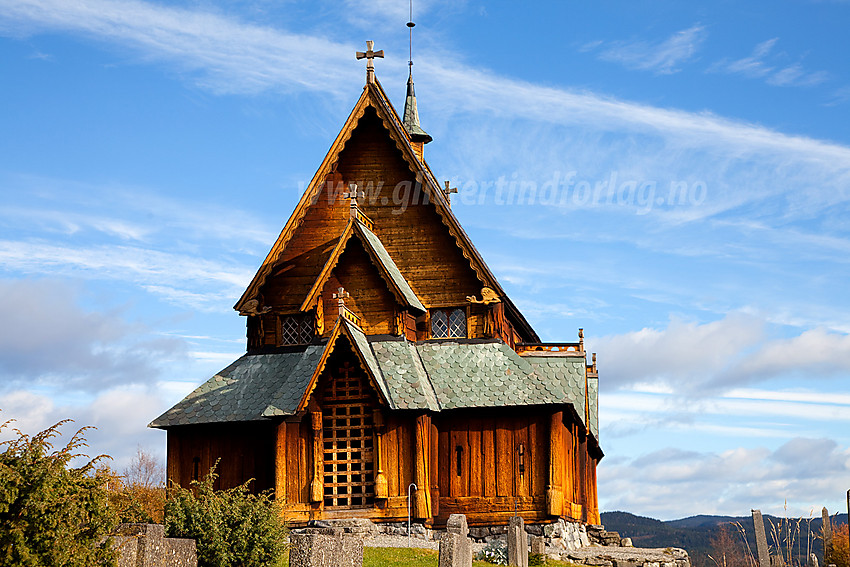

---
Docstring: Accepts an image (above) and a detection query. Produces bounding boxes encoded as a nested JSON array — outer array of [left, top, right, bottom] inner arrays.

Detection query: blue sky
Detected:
[[1, 0, 849, 520]]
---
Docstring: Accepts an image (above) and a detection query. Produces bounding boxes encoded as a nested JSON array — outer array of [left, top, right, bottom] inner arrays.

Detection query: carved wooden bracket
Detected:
[[466, 286, 501, 305]]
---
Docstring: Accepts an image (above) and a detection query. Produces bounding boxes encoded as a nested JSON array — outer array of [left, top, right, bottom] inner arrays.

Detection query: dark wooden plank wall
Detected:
[[337, 110, 484, 309], [320, 238, 398, 336], [166, 422, 275, 493], [435, 410, 548, 525]]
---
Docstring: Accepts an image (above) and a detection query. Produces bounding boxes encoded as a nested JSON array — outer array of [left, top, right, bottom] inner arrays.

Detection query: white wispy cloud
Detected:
[[1, 0, 848, 172], [709, 38, 829, 88], [588, 25, 708, 75], [0, 241, 253, 311], [599, 438, 850, 518], [0, 0, 358, 96], [592, 314, 850, 393]]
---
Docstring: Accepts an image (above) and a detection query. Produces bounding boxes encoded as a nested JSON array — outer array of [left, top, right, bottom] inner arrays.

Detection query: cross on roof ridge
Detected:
[[355, 40, 384, 84]]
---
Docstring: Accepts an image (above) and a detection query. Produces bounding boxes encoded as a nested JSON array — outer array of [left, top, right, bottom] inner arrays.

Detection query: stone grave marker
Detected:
[[439, 514, 473, 567], [752, 510, 771, 567], [508, 516, 528, 567], [289, 527, 363, 567]]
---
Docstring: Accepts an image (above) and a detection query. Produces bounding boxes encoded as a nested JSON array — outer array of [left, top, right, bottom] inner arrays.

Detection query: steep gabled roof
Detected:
[[234, 80, 539, 341], [295, 317, 393, 412], [299, 218, 425, 314]]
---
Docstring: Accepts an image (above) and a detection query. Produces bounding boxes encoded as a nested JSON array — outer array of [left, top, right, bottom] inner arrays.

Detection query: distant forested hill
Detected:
[[600, 511, 848, 567]]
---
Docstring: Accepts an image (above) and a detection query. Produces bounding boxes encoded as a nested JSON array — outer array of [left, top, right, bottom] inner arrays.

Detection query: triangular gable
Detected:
[[234, 80, 539, 341], [295, 317, 394, 412], [299, 218, 426, 314]]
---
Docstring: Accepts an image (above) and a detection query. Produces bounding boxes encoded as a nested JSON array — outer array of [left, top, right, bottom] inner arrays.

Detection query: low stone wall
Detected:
[[111, 524, 197, 567], [292, 517, 691, 567]]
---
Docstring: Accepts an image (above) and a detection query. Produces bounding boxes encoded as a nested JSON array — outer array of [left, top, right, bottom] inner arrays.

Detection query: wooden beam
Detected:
[[275, 422, 287, 506]]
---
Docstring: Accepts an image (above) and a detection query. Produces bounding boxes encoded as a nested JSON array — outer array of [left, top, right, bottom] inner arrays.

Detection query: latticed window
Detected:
[[430, 308, 466, 339], [279, 314, 313, 345]]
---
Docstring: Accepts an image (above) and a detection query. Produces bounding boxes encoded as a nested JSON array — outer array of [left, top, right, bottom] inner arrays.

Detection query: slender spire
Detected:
[[402, 3, 432, 144], [403, 71, 432, 144]]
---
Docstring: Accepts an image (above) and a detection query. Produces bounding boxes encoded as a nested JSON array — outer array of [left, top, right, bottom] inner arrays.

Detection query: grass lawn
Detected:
[[282, 546, 580, 566]]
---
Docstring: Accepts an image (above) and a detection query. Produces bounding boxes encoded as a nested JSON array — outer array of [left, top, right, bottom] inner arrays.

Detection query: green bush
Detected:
[[0, 419, 117, 567], [164, 461, 287, 567]]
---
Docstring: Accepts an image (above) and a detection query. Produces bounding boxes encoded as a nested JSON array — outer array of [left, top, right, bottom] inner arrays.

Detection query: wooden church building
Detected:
[[151, 42, 603, 527]]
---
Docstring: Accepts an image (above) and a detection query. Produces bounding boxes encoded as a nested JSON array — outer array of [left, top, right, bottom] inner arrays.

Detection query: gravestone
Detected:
[[439, 514, 473, 567], [508, 516, 529, 567], [112, 523, 197, 567], [289, 528, 363, 567], [822, 508, 832, 551], [531, 535, 546, 555], [752, 510, 771, 567]]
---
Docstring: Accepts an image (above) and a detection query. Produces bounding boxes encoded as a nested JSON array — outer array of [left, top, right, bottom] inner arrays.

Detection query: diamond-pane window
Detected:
[[280, 314, 313, 345], [448, 309, 466, 338], [431, 310, 448, 338], [430, 308, 466, 339]]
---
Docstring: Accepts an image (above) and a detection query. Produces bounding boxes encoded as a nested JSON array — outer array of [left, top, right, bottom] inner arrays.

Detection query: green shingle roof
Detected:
[[150, 348, 323, 428], [151, 333, 597, 443]]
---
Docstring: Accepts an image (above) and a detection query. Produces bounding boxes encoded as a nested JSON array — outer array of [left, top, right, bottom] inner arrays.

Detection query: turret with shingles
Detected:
[[402, 71, 432, 158]]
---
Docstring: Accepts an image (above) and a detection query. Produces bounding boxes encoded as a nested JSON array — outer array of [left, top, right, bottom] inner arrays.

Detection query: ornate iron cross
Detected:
[[356, 41, 384, 84]]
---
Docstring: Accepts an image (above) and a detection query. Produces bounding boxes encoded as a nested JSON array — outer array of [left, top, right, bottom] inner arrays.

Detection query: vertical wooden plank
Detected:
[[384, 418, 399, 497], [430, 419, 440, 517], [438, 426, 450, 498], [482, 418, 496, 498], [588, 456, 599, 524], [561, 421, 576, 508], [547, 411, 564, 516], [299, 418, 310, 505], [449, 428, 466, 498], [400, 420, 414, 495], [413, 414, 431, 519], [495, 418, 512, 497], [578, 430, 588, 520], [529, 415, 545, 498], [468, 418, 483, 497], [513, 416, 529, 498], [166, 431, 181, 487]]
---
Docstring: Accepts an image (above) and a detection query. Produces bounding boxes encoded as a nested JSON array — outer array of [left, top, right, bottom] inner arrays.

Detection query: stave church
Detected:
[[151, 41, 603, 527]]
